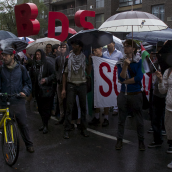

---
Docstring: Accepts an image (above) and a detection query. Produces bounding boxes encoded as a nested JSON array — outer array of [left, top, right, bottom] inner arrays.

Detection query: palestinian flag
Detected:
[[141, 43, 150, 74]]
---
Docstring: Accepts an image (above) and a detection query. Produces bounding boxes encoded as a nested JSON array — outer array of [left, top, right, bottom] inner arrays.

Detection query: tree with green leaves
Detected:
[[0, 0, 48, 38]]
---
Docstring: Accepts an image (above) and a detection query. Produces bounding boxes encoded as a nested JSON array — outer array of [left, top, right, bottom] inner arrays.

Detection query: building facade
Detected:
[[43, 0, 172, 39], [44, 0, 119, 32], [142, 0, 172, 28]]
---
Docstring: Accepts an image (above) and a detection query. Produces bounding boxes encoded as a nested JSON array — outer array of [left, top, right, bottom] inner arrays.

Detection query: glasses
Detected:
[[124, 45, 132, 48], [60, 47, 67, 49]]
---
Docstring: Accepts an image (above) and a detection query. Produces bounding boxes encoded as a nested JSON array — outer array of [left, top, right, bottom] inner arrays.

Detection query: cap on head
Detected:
[[1, 48, 15, 55]]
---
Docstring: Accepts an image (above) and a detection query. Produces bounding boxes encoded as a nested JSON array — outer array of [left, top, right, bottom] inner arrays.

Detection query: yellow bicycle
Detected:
[[0, 93, 20, 166]]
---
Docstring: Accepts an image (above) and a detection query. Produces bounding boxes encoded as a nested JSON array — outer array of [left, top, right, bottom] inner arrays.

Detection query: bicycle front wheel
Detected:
[[2, 119, 19, 166]]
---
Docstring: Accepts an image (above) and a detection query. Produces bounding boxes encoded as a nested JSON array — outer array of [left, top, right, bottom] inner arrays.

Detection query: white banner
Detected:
[[92, 56, 151, 108]]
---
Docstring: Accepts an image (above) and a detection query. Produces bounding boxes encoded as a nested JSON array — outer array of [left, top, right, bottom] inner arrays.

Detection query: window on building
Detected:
[[96, 14, 104, 28], [135, 0, 142, 4], [152, 5, 165, 22], [119, 0, 133, 7], [96, 0, 104, 8]]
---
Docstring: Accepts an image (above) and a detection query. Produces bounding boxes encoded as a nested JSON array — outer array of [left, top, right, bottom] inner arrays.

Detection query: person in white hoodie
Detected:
[[156, 68, 172, 168]]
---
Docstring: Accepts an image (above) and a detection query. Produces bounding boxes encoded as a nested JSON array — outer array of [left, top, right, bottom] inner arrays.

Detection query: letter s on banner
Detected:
[[15, 3, 40, 37], [75, 10, 95, 30], [48, 12, 69, 42], [99, 62, 112, 97]]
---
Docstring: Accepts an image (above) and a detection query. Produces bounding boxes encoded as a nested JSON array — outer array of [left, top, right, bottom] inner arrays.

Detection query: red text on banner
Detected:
[[15, 3, 40, 37]]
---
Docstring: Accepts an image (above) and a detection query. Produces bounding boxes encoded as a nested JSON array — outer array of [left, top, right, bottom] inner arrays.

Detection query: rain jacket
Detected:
[[0, 62, 32, 103], [29, 49, 55, 97]]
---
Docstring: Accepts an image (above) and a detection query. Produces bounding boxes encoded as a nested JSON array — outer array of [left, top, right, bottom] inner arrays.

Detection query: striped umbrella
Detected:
[[0, 38, 28, 52]]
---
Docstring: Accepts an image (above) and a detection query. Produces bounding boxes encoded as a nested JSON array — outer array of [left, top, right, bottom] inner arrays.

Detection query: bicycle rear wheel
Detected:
[[1, 119, 19, 166]]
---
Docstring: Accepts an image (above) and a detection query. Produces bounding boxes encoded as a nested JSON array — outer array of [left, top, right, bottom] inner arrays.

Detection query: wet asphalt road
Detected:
[[0, 101, 172, 172]]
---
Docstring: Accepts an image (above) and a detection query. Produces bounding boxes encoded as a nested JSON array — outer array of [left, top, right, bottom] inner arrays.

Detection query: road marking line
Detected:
[[50, 115, 131, 144], [87, 128, 131, 144]]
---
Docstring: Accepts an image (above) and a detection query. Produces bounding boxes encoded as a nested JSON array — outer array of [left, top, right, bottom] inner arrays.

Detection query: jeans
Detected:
[[36, 96, 54, 126], [117, 92, 144, 141], [152, 95, 165, 144], [64, 83, 87, 131]]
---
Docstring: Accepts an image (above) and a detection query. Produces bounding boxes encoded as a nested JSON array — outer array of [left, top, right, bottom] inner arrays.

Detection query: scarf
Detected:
[[67, 52, 86, 81], [6, 61, 17, 69]]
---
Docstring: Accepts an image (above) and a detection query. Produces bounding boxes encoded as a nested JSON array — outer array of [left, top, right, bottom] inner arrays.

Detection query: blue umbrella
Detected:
[[126, 28, 172, 45], [0, 30, 18, 40]]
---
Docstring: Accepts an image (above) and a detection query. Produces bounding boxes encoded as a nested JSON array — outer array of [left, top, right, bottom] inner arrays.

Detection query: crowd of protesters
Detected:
[[1, 38, 172, 168]]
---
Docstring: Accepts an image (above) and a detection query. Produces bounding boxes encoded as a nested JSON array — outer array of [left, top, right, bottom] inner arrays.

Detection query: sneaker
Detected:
[[167, 162, 172, 168], [26, 146, 34, 153], [139, 141, 145, 151], [115, 139, 123, 150], [102, 119, 109, 127], [147, 127, 154, 133], [162, 130, 167, 136], [63, 131, 69, 139], [148, 142, 162, 148], [88, 117, 100, 126], [167, 147, 172, 154], [69, 124, 75, 131]]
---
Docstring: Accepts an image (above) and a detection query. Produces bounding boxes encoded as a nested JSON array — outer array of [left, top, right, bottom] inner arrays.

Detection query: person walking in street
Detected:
[[115, 39, 145, 151], [30, 49, 55, 134], [156, 67, 172, 152], [46, 44, 58, 116], [156, 67, 172, 168], [0, 47, 34, 153], [148, 41, 166, 148], [61, 40, 91, 139], [102, 41, 123, 125], [55, 42, 69, 125], [88, 47, 110, 127]]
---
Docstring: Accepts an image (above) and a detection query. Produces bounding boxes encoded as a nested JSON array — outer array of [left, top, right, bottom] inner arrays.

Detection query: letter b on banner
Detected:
[[15, 3, 40, 37]]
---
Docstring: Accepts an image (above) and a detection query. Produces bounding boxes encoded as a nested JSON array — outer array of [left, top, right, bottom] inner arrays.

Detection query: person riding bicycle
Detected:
[[0, 47, 34, 153]]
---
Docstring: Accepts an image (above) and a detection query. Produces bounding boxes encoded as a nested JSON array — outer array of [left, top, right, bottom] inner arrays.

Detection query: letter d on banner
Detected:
[[15, 3, 40, 37], [48, 12, 69, 42]]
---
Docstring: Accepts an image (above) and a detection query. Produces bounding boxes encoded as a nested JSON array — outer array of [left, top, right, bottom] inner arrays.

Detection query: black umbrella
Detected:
[[67, 29, 113, 49], [0, 38, 28, 52], [0, 30, 18, 40], [126, 28, 172, 45], [157, 40, 172, 74]]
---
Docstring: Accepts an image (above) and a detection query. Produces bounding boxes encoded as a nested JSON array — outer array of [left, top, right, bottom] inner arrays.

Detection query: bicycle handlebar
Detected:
[[0, 93, 21, 98]]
